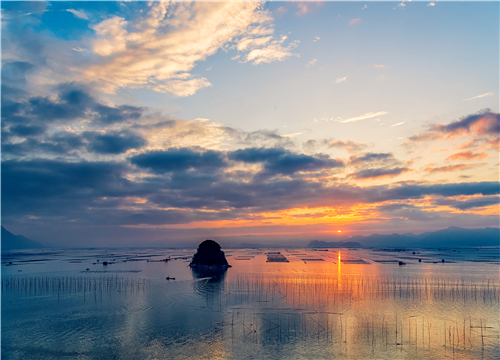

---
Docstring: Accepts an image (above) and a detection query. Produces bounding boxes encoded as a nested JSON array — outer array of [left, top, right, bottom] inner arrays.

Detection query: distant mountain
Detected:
[[413, 227, 499, 248], [308, 240, 363, 248], [1, 226, 45, 250], [348, 233, 417, 248], [341, 227, 499, 248]]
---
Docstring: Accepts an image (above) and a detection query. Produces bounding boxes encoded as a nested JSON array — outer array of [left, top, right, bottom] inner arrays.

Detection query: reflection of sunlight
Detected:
[[338, 251, 342, 290]]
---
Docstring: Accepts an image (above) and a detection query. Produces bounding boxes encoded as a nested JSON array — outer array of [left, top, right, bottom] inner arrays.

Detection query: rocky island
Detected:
[[189, 240, 231, 269]]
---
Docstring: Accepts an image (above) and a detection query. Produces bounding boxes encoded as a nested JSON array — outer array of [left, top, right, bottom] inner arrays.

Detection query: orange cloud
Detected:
[[328, 140, 368, 153], [446, 151, 488, 161], [407, 111, 499, 145], [425, 164, 479, 173]]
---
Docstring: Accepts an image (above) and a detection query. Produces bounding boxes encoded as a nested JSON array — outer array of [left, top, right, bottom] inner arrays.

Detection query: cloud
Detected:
[[350, 167, 410, 179], [282, 132, 303, 138], [276, 6, 287, 14], [228, 147, 344, 175], [398, 2, 406, 7], [1, 83, 146, 130], [65, 9, 88, 20], [313, 36, 320, 42], [432, 111, 499, 136], [390, 121, 405, 127], [463, 92, 494, 102], [327, 140, 368, 153], [85, 130, 146, 154], [424, 164, 479, 173], [446, 151, 488, 161], [350, 152, 393, 165], [3, 151, 499, 234], [237, 36, 273, 52], [2, 136, 84, 157], [296, 3, 309, 15], [153, 77, 212, 97], [129, 148, 227, 174], [406, 110, 499, 147], [427, 2, 436, 6], [338, 111, 388, 124], [244, 36, 299, 65], [8, 124, 46, 137], [350, 18, 361, 25], [307, 59, 317, 67], [335, 76, 348, 84], [84, 2, 297, 95], [434, 196, 499, 210], [373, 64, 384, 68]]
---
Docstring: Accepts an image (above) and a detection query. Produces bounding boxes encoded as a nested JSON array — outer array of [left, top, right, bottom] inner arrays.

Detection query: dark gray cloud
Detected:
[[1, 134, 85, 156], [350, 152, 393, 165], [350, 167, 409, 179], [1, 61, 32, 90], [2, 129, 146, 157], [228, 147, 343, 175], [408, 110, 500, 143], [434, 110, 499, 135], [1, 83, 146, 130], [8, 124, 46, 137], [373, 182, 499, 202], [129, 148, 227, 174], [433, 196, 500, 210], [2, 155, 499, 229], [85, 130, 146, 154]]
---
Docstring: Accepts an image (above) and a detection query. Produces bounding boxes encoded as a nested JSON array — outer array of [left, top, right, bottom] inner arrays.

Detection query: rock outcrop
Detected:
[[189, 240, 231, 268]]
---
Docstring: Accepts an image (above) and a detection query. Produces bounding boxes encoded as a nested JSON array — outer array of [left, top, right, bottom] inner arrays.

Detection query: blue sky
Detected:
[[1, 1, 499, 247]]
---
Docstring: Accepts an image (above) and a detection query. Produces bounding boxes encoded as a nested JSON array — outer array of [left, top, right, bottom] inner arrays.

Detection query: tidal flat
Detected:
[[2, 247, 499, 359]]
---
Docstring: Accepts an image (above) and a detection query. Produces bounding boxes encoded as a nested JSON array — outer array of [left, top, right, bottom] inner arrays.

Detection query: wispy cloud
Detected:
[[328, 140, 368, 153], [335, 76, 348, 84], [307, 59, 317, 67], [276, 6, 287, 14], [374, 64, 384, 68], [427, 2, 436, 6], [339, 111, 388, 124], [425, 164, 478, 173], [313, 36, 320, 42], [65, 9, 88, 20], [282, 132, 303, 138], [390, 121, 405, 127], [244, 36, 300, 65], [463, 92, 494, 101], [296, 5, 308, 15], [362, 5, 367, 10], [350, 18, 361, 25], [398, 2, 406, 7]]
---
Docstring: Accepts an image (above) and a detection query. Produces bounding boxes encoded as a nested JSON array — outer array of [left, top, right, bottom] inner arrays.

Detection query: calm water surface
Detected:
[[2, 247, 499, 359]]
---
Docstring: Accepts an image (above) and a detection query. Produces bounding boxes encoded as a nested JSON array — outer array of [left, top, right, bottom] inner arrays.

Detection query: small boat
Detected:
[[166, 277, 176, 280]]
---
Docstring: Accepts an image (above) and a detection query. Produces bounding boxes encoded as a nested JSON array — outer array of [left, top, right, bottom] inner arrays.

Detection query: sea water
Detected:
[[2, 247, 499, 359]]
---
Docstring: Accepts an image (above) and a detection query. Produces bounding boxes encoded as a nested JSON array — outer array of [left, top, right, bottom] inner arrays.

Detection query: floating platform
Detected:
[[266, 253, 289, 262]]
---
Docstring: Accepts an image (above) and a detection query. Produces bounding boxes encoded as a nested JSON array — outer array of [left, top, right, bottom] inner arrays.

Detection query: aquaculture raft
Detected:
[[266, 252, 289, 262]]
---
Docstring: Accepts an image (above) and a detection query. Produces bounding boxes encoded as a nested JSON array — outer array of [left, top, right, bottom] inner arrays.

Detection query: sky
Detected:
[[1, 1, 499, 247]]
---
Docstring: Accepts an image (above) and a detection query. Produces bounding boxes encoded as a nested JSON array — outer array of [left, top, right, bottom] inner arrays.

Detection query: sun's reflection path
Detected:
[[338, 251, 342, 291]]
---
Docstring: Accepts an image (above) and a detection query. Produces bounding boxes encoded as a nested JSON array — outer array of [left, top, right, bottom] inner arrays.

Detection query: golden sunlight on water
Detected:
[[338, 251, 342, 291]]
